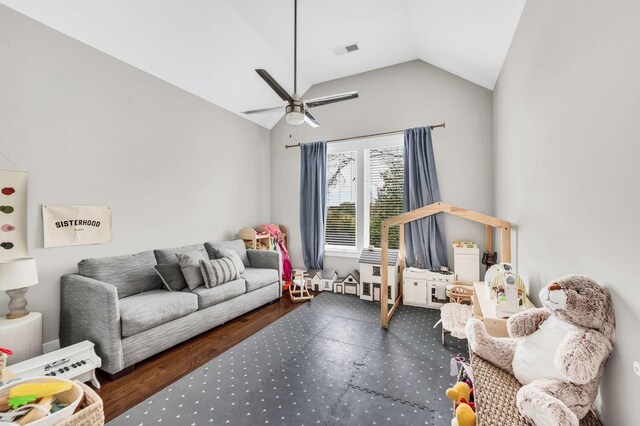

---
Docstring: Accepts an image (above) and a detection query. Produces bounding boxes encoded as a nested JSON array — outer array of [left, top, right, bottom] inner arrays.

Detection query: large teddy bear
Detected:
[[467, 275, 615, 426]]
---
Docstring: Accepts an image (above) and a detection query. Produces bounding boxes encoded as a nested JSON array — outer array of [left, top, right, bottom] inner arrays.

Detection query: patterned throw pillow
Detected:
[[175, 250, 208, 290], [199, 257, 240, 288], [210, 247, 246, 274]]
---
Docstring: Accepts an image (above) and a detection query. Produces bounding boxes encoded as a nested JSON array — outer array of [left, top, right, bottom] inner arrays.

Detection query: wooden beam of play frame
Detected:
[[380, 202, 512, 329]]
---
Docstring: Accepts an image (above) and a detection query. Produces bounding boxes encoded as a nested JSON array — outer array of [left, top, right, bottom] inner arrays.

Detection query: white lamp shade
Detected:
[[0, 258, 39, 291]]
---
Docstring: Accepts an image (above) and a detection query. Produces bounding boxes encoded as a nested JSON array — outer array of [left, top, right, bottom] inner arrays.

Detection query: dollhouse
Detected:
[[359, 248, 400, 304], [305, 269, 338, 292], [319, 270, 338, 291], [304, 269, 320, 291], [334, 271, 360, 295]]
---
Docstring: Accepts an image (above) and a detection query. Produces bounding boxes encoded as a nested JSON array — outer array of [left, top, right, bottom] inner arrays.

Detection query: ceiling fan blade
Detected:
[[241, 105, 285, 115], [304, 110, 320, 128], [255, 69, 294, 102], [304, 91, 359, 108]]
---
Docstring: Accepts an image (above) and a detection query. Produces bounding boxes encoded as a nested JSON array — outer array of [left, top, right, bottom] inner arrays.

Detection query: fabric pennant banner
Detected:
[[43, 205, 112, 247]]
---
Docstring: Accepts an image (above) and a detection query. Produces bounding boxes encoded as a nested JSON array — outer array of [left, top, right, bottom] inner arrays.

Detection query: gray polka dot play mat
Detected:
[[109, 292, 468, 425]]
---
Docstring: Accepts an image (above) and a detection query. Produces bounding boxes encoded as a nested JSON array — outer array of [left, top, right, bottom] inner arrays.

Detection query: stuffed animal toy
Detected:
[[467, 275, 615, 426], [455, 402, 476, 426], [446, 381, 471, 406]]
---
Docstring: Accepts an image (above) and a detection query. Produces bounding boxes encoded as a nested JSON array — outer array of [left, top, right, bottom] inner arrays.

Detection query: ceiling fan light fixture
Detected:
[[285, 103, 305, 125]]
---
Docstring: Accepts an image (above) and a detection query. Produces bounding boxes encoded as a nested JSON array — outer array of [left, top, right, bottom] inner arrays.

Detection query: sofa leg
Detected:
[[104, 364, 135, 381]]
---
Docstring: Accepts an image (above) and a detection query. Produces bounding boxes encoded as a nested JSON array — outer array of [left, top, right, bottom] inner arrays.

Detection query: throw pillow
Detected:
[[175, 250, 208, 290], [154, 264, 188, 292], [210, 247, 246, 274], [199, 257, 240, 288]]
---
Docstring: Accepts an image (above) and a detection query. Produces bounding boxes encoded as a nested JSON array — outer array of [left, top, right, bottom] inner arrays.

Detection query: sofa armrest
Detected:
[[60, 274, 124, 374], [247, 249, 282, 296]]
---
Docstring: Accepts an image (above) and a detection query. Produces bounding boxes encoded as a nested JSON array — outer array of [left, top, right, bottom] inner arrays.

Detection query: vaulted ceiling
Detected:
[[0, 0, 526, 129]]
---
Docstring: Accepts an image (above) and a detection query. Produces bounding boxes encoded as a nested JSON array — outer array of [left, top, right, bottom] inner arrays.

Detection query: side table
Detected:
[[0, 311, 43, 364]]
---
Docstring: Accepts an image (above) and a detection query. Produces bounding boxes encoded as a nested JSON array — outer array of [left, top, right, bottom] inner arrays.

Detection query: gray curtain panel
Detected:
[[300, 141, 327, 269], [403, 127, 448, 269]]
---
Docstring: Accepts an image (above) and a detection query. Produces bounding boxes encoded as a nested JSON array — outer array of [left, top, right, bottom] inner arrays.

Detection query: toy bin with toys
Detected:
[[447, 355, 476, 426], [0, 348, 104, 425]]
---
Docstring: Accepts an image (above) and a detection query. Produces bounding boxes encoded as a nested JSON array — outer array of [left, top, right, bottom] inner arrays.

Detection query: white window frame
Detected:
[[325, 134, 403, 258]]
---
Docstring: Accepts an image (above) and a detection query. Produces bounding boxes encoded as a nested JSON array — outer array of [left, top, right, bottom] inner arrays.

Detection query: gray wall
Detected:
[[494, 0, 640, 422], [0, 5, 271, 345], [270, 60, 494, 275]]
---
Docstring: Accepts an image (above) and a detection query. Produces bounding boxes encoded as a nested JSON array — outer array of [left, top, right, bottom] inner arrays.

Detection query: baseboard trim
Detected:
[[43, 339, 60, 353]]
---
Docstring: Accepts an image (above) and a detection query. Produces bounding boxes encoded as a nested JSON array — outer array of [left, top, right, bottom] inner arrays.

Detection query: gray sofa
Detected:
[[60, 240, 281, 376]]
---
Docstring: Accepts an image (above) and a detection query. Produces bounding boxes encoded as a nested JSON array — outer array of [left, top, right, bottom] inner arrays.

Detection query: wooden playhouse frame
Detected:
[[380, 202, 512, 328]]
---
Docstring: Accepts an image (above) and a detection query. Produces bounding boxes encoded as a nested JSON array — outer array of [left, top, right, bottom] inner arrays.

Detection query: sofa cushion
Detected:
[[119, 289, 198, 337], [189, 278, 246, 310], [154, 243, 206, 265], [154, 264, 187, 292], [78, 250, 162, 298], [205, 240, 249, 267], [241, 267, 279, 292]]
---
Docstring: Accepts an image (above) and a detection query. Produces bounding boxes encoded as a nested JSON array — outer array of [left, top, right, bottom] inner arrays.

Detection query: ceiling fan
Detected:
[[241, 0, 359, 127]]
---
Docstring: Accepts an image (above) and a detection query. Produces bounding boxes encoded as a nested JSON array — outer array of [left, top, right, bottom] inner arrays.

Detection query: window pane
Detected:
[[368, 146, 404, 249], [325, 151, 357, 247]]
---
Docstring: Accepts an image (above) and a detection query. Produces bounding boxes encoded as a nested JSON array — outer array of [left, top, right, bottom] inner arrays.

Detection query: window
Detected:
[[325, 136, 404, 255], [363, 282, 371, 296], [325, 151, 357, 249], [372, 266, 381, 277], [367, 146, 404, 249]]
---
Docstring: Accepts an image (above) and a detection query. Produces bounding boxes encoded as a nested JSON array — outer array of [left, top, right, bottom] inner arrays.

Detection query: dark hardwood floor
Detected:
[[95, 294, 308, 422]]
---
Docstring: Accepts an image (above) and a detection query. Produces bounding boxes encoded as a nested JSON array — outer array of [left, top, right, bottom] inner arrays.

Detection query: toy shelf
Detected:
[[239, 224, 288, 250]]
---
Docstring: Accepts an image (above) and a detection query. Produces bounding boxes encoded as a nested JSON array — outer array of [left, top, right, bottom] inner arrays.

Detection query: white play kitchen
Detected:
[[402, 242, 479, 308]]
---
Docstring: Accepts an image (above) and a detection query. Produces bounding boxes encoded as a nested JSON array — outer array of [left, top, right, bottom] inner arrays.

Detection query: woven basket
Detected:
[[470, 351, 602, 426], [57, 382, 104, 426]]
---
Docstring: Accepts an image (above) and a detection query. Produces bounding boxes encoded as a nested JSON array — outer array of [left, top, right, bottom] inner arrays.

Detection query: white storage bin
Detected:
[[0, 377, 84, 425]]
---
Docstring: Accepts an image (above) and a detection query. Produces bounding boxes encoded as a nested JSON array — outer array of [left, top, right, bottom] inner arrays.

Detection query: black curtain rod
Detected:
[[284, 122, 445, 149]]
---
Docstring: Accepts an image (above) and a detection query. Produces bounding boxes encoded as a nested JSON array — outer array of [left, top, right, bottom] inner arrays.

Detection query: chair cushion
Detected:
[[205, 240, 249, 267], [154, 243, 206, 265], [241, 267, 279, 292], [78, 250, 162, 298], [119, 289, 198, 337], [189, 278, 246, 310]]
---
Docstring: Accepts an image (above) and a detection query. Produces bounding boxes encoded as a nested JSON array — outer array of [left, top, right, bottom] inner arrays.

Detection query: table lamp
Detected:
[[0, 258, 39, 319]]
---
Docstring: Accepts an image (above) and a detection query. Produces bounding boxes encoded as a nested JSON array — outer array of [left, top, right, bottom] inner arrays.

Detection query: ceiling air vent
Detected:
[[333, 42, 359, 56], [345, 43, 359, 52]]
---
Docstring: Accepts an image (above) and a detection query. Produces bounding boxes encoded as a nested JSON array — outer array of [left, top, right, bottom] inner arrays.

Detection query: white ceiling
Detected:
[[0, 0, 526, 129]]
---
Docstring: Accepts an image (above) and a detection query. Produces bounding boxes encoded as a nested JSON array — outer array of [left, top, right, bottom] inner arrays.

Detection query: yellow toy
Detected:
[[455, 402, 476, 426], [446, 381, 471, 405], [9, 381, 73, 399]]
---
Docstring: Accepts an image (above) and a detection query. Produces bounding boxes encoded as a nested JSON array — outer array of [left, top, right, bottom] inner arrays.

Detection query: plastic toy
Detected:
[[7, 395, 37, 409], [455, 402, 476, 426], [446, 381, 471, 406], [8, 381, 73, 408]]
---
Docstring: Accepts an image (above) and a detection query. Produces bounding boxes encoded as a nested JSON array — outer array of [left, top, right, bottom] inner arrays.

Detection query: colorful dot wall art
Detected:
[[0, 170, 28, 260]]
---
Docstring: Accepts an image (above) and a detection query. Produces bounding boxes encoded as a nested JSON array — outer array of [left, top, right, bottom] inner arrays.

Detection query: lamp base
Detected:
[[5, 287, 29, 319]]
